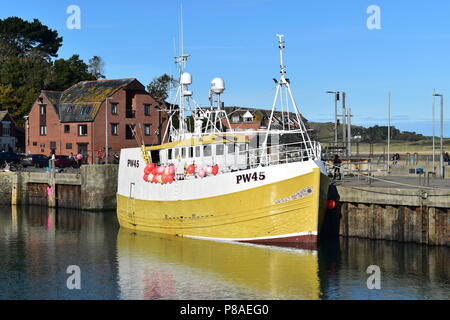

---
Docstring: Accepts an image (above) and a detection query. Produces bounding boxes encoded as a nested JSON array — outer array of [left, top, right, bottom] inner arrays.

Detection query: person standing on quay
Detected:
[[76, 152, 83, 167]]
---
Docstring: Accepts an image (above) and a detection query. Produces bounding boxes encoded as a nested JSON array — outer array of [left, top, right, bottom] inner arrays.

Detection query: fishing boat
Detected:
[[117, 35, 330, 244]]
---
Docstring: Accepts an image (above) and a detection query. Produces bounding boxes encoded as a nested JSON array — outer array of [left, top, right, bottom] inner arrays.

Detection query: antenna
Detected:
[[180, 4, 184, 56], [276, 34, 286, 77]]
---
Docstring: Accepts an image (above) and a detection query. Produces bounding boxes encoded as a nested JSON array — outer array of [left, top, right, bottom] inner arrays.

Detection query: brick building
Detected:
[[0, 111, 16, 152], [26, 78, 169, 163]]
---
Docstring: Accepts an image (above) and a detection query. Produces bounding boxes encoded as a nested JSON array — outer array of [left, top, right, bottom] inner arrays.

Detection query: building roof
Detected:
[[0, 111, 8, 121], [0, 110, 15, 123], [41, 78, 138, 123]]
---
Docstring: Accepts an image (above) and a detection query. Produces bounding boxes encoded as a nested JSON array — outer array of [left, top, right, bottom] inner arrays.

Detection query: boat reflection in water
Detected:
[[116, 228, 321, 300]]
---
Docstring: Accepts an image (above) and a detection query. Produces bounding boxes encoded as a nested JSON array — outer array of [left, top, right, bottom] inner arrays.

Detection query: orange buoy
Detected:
[[327, 200, 336, 210], [187, 164, 196, 174]]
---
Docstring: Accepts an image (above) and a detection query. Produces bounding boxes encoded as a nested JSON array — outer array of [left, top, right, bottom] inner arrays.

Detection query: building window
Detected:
[[232, 115, 240, 123], [125, 124, 135, 140], [64, 125, 70, 133], [78, 124, 88, 136], [111, 123, 118, 136], [2, 123, 10, 136], [40, 104, 46, 115], [40, 125, 47, 136], [66, 143, 72, 150], [144, 124, 151, 136], [50, 141, 56, 149], [111, 103, 118, 115], [144, 104, 151, 116], [33, 142, 37, 146]]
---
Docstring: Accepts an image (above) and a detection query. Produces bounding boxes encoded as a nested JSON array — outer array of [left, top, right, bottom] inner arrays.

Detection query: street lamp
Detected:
[[326, 91, 340, 146], [105, 97, 112, 164], [433, 93, 444, 178]]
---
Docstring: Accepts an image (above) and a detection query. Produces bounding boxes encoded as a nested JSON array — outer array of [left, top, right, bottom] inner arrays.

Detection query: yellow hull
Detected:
[[117, 168, 329, 243], [117, 229, 321, 299]]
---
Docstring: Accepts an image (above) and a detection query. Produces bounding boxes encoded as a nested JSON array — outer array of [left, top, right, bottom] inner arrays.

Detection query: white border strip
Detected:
[[184, 231, 318, 243]]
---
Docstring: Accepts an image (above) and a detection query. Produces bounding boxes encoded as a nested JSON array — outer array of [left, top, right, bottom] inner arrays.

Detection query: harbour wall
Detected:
[[324, 185, 449, 246], [7, 165, 118, 210]]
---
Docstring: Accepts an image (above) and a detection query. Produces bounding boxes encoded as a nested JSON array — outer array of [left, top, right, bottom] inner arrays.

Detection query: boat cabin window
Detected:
[[227, 144, 235, 154], [181, 148, 186, 159], [195, 146, 201, 157], [174, 148, 179, 159], [189, 147, 194, 158], [216, 144, 224, 156], [238, 144, 245, 155], [168, 149, 173, 160], [150, 150, 160, 164], [204, 145, 212, 157]]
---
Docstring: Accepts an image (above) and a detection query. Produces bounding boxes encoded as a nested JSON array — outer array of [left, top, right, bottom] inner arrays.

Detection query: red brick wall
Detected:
[[92, 84, 169, 161]]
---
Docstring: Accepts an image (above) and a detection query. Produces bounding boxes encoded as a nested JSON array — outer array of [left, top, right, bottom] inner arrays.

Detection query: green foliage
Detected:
[[147, 74, 173, 102], [0, 16, 62, 60], [310, 122, 427, 143], [0, 17, 104, 127], [51, 54, 96, 91]]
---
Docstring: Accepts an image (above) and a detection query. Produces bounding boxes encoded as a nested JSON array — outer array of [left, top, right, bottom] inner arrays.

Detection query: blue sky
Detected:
[[2, 0, 450, 136]]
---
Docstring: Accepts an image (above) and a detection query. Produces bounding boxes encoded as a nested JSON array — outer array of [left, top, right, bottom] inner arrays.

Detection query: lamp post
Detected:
[[388, 92, 391, 173], [326, 91, 340, 146], [432, 89, 436, 171], [433, 93, 444, 178], [105, 97, 112, 164]]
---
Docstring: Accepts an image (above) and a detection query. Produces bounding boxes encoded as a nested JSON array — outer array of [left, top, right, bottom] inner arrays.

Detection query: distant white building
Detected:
[[0, 111, 16, 152]]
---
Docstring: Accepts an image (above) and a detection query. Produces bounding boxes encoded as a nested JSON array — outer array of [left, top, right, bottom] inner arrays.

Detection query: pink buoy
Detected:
[[168, 165, 175, 175], [206, 166, 213, 174], [157, 166, 165, 174], [167, 174, 174, 183], [198, 169, 206, 178]]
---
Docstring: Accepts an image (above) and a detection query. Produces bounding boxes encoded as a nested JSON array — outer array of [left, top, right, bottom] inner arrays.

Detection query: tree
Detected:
[[88, 56, 105, 79], [0, 17, 62, 60], [51, 54, 96, 91], [147, 74, 173, 102]]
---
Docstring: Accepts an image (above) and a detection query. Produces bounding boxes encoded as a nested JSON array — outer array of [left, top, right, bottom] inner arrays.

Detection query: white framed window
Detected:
[[144, 124, 151, 136], [40, 125, 47, 136]]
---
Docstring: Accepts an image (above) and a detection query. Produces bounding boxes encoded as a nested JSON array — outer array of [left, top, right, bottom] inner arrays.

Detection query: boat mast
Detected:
[[261, 35, 317, 164]]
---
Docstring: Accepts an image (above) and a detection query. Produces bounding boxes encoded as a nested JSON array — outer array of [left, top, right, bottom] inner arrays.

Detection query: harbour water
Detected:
[[0, 206, 448, 300]]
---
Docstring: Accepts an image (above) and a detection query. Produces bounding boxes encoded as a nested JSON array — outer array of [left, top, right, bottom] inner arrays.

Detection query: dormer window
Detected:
[[232, 115, 240, 123], [243, 111, 253, 123]]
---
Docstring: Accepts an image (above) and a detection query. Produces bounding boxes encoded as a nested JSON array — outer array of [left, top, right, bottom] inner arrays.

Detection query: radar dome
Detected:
[[211, 77, 225, 94], [180, 72, 192, 85]]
